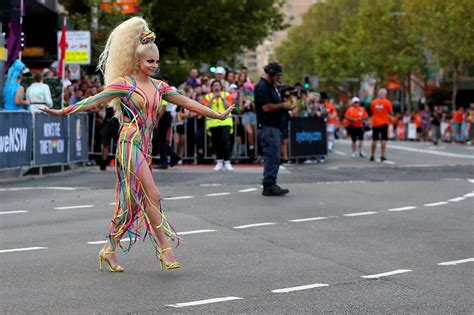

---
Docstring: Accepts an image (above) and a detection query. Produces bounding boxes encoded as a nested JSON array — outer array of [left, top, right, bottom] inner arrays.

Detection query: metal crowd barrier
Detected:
[[88, 114, 328, 162], [0, 111, 89, 172]]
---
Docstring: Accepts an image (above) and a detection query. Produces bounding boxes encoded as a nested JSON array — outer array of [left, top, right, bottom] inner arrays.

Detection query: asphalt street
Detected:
[[1, 140, 473, 314]]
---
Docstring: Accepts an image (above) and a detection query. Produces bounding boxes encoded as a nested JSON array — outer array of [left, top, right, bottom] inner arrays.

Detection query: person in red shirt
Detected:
[[452, 107, 464, 142], [370, 88, 393, 161], [345, 96, 368, 158], [321, 92, 337, 153]]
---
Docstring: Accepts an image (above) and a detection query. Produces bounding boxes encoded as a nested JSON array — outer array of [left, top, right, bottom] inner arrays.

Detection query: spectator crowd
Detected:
[[3, 60, 474, 170]]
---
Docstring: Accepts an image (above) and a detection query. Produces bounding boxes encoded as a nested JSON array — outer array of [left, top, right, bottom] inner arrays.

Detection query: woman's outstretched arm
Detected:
[[164, 93, 234, 120], [40, 78, 130, 116]]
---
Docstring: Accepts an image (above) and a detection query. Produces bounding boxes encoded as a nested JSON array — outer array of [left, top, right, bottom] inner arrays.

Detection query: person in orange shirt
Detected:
[[370, 88, 393, 161], [452, 107, 464, 142], [345, 96, 369, 158], [321, 92, 337, 153]]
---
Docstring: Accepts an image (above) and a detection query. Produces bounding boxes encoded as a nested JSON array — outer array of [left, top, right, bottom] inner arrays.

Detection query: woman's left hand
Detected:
[[39, 107, 64, 116], [219, 105, 235, 120]]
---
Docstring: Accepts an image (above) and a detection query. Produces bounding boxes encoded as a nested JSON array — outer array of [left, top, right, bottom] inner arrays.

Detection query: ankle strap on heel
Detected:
[[158, 247, 171, 254]]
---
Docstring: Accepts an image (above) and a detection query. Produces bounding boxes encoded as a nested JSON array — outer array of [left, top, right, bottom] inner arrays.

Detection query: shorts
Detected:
[[372, 124, 388, 141], [347, 125, 364, 142], [327, 124, 336, 134], [242, 112, 257, 126], [101, 117, 120, 146], [176, 124, 185, 135]]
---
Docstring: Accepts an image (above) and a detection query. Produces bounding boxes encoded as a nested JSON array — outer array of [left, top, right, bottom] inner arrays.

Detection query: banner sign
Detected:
[[68, 114, 89, 162], [34, 114, 68, 165], [289, 117, 327, 157], [0, 112, 32, 168], [57, 31, 91, 64]]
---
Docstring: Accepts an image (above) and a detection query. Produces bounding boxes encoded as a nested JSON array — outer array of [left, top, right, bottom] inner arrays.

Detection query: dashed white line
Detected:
[[272, 283, 329, 293], [109, 202, 116, 205], [438, 258, 474, 266], [361, 269, 412, 279], [387, 206, 416, 212], [448, 197, 466, 202], [464, 192, 474, 197], [334, 151, 347, 156], [238, 188, 258, 193], [177, 229, 217, 236], [343, 211, 378, 217], [166, 296, 243, 308], [288, 217, 328, 222], [0, 247, 47, 254], [382, 160, 396, 165], [234, 222, 276, 229], [387, 144, 474, 159], [0, 187, 78, 192], [424, 201, 448, 207], [467, 179, 474, 183], [0, 210, 29, 215], [206, 192, 231, 197], [163, 196, 194, 201], [54, 205, 94, 210], [86, 238, 130, 245], [200, 183, 222, 187]]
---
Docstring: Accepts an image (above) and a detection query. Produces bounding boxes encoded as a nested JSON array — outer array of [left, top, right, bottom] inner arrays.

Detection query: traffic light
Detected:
[[209, 66, 216, 73], [303, 75, 311, 89]]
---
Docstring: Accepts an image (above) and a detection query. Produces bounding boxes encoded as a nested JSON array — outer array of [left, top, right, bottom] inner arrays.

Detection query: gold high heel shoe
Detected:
[[99, 249, 124, 272], [156, 247, 181, 271]]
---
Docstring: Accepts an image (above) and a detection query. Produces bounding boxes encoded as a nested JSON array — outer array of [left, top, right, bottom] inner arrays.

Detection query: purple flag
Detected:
[[5, 20, 21, 71]]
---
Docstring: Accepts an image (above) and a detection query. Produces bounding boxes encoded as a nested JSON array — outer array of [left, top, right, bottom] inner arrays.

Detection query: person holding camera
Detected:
[[344, 97, 369, 158], [255, 62, 291, 196]]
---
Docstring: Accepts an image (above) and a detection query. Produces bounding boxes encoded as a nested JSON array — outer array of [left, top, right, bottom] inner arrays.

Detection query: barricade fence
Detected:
[[88, 114, 328, 163], [0, 111, 89, 170]]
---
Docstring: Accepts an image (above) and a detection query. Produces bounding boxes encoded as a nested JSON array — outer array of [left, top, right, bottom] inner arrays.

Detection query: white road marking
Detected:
[[448, 197, 466, 202], [388, 144, 474, 159], [334, 151, 347, 156], [424, 201, 448, 207], [0, 210, 29, 215], [200, 183, 222, 187], [109, 202, 116, 205], [234, 222, 276, 229], [343, 211, 378, 217], [166, 296, 243, 308], [438, 258, 474, 266], [177, 229, 217, 235], [387, 206, 416, 212], [467, 179, 474, 183], [54, 205, 94, 210], [205, 192, 231, 197], [163, 196, 194, 200], [272, 283, 329, 293], [288, 217, 328, 222], [87, 238, 130, 245], [0, 247, 47, 254], [0, 186, 78, 192], [238, 188, 258, 193], [464, 192, 474, 197], [361, 269, 412, 279], [382, 160, 396, 165]]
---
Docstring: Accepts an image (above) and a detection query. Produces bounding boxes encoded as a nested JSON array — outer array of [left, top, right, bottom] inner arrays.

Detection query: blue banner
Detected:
[[0, 111, 32, 168], [33, 114, 68, 166]]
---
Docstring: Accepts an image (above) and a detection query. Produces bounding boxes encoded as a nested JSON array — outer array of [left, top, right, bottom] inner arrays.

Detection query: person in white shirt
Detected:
[[26, 72, 53, 112]]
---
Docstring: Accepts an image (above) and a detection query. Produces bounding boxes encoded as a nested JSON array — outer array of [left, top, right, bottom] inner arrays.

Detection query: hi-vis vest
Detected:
[[204, 92, 234, 132]]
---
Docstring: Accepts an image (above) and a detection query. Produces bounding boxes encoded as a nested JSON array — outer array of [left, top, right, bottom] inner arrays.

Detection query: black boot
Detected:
[[262, 183, 289, 196], [99, 159, 108, 171]]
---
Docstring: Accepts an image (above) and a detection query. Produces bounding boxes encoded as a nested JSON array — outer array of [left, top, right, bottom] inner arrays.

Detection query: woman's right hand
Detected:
[[39, 107, 64, 116]]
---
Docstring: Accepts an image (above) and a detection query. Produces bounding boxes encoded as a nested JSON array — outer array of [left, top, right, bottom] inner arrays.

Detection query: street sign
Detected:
[[57, 31, 91, 65]]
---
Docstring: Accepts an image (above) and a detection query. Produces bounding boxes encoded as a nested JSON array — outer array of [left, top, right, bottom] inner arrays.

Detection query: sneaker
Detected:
[[380, 156, 387, 162], [170, 156, 181, 167], [318, 157, 325, 163], [262, 183, 289, 196], [369, 156, 375, 162], [213, 160, 224, 171], [224, 161, 234, 171], [351, 152, 358, 158], [359, 151, 367, 158], [303, 159, 314, 164]]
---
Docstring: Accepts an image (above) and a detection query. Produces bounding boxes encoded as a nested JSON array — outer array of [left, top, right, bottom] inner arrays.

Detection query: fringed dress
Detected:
[[63, 76, 179, 252]]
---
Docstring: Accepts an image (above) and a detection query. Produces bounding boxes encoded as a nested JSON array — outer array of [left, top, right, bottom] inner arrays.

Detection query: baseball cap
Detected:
[[351, 96, 360, 103], [215, 66, 225, 74]]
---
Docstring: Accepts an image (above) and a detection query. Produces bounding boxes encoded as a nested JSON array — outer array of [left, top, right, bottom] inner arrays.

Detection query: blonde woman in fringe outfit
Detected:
[[41, 17, 234, 272]]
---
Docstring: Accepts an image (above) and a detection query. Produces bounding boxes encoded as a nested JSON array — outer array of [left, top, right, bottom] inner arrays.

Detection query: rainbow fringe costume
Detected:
[[64, 76, 180, 252]]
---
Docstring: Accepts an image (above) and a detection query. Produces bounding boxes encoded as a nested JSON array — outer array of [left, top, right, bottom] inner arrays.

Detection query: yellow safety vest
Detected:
[[205, 92, 233, 132]]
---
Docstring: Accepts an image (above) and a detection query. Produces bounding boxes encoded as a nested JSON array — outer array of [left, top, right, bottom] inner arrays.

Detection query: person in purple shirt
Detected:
[[185, 68, 200, 88]]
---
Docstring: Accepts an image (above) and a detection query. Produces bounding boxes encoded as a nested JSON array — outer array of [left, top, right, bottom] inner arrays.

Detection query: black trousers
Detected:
[[155, 112, 180, 166], [210, 126, 231, 161]]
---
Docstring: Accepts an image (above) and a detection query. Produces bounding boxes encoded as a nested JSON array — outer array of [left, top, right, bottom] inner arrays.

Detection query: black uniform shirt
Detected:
[[255, 77, 283, 130]]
